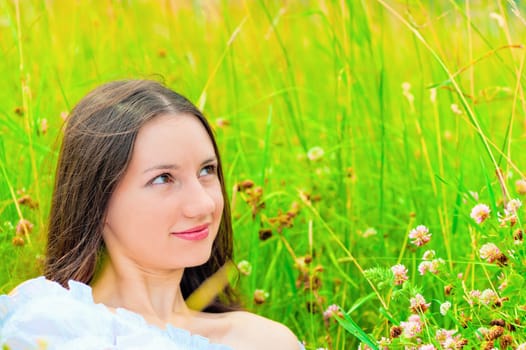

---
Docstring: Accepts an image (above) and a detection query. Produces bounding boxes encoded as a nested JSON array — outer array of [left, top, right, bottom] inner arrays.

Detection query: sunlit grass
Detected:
[[1, 1, 525, 348]]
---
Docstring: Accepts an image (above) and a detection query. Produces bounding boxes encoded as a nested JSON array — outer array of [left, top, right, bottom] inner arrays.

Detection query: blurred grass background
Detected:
[[1, 1, 525, 348]]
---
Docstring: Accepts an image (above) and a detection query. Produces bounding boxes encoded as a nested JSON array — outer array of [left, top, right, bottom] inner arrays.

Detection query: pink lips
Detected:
[[172, 224, 209, 241]]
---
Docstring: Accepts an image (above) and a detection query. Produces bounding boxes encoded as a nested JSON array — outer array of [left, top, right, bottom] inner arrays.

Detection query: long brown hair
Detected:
[[45, 80, 238, 312]]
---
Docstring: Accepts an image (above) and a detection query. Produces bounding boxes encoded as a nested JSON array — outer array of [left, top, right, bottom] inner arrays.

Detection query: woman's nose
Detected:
[[180, 180, 217, 218]]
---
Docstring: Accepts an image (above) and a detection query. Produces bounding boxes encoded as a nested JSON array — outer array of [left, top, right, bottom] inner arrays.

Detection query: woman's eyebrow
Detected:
[[143, 164, 179, 174], [143, 157, 217, 174], [201, 157, 218, 165]]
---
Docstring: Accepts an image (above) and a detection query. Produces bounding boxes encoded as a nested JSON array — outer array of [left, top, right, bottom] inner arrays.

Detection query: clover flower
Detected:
[[409, 225, 432, 246], [391, 264, 408, 285], [419, 345, 436, 350], [506, 198, 522, 213], [323, 304, 341, 320], [480, 289, 499, 306], [451, 103, 463, 115], [422, 250, 435, 261], [468, 290, 482, 305], [436, 329, 456, 344], [362, 227, 377, 238], [410, 294, 431, 313], [516, 179, 526, 195], [237, 260, 252, 276], [418, 261, 431, 275], [40, 118, 48, 134], [479, 243, 501, 263], [440, 301, 451, 316], [498, 209, 517, 227], [419, 258, 445, 276], [436, 329, 467, 349], [430, 258, 445, 273], [377, 337, 391, 349], [497, 199, 522, 227], [401, 314, 423, 338], [307, 146, 325, 161], [470, 204, 490, 224]]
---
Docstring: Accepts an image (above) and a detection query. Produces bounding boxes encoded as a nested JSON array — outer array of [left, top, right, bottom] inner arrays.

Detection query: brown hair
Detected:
[[45, 80, 238, 312]]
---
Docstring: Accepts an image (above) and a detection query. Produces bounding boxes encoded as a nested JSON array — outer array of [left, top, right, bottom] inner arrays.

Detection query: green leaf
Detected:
[[335, 311, 378, 350]]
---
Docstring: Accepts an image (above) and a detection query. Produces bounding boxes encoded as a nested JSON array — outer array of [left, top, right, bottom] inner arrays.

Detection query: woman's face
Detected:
[[102, 113, 224, 272]]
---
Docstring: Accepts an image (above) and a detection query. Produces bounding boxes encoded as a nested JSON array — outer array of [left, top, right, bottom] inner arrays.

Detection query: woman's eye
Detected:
[[150, 173, 173, 185], [199, 164, 217, 177]]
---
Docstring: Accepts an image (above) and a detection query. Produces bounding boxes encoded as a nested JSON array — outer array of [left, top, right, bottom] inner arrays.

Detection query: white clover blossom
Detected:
[[391, 264, 408, 285], [401, 314, 422, 338], [237, 260, 253, 276], [409, 225, 432, 246], [470, 204, 490, 224], [307, 146, 325, 161], [410, 294, 431, 313], [440, 301, 451, 316], [362, 227, 377, 238], [323, 304, 340, 320], [422, 250, 436, 261], [479, 243, 501, 263], [480, 289, 499, 305], [451, 103, 462, 115], [506, 198, 522, 213]]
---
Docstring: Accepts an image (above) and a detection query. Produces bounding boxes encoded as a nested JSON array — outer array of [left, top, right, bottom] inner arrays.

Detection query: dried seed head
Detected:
[[253, 289, 268, 305], [486, 326, 504, 340], [500, 335, 513, 349], [215, 118, 230, 128], [482, 340, 494, 350], [457, 339, 468, 348], [305, 301, 319, 314], [12, 236, 25, 246], [489, 319, 506, 327], [258, 228, 272, 241], [390, 326, 402, 338], [239, 179, 254, 190], [16, 219, 34, 236], [513, 229, 523, 242], [14, 106, 24, 116], [17, 194, 39, 209], [345, 167, 354, 179]]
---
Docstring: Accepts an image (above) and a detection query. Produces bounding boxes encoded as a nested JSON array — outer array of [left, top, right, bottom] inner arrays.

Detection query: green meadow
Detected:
[[1, 1, 526, 348]]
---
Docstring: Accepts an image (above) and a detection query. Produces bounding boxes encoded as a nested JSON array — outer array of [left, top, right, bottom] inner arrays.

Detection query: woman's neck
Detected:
[[90, 255, 192, 327]]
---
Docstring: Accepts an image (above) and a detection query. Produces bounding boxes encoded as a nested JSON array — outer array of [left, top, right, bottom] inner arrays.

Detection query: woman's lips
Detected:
[[171, 224, 209, 241]]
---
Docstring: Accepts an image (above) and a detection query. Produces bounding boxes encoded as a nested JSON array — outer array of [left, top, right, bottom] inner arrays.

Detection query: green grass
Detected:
[[1, 1, 526, 348]]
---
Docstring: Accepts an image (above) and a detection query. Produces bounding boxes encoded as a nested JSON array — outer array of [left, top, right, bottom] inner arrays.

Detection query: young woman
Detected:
[[0, 80, 303, 350]]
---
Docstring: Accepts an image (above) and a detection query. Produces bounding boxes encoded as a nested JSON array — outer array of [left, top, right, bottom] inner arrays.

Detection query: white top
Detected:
[[0, 277, 304, 350]]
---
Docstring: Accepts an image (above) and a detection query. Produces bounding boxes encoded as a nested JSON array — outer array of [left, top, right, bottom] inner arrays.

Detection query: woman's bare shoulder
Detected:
[[223, 311, 301, 350]]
